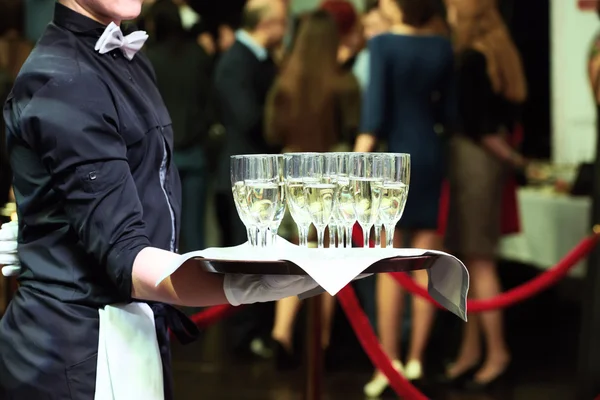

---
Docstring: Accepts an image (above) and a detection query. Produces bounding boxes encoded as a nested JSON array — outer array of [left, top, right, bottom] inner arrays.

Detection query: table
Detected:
[[498, 187, 591, 278]]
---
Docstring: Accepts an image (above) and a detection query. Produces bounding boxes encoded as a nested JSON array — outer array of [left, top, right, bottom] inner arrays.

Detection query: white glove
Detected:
[[0, 221, 20, 277], [224, 274, 319, 306]]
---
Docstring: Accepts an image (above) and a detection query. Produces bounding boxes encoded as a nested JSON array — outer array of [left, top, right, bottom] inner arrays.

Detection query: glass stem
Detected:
[[385, 224, 395, 248], [362, 225, 371, 248], [329, 225, 336, 248], [270, 228, 278, 246], [317, 227, 325, 249], [298, 225, 309, 247], [337, 225, 345, 248], [260, 228, 269, 248], [247, 227, 255, 246], [345, 226, 353, 248], [374, 224, 382, 248]]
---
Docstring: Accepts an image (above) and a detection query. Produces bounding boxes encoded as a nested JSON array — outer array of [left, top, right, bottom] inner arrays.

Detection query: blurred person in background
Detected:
[[355, 0, 456, 395], [217, 24, 236, 52], [0, 0, 32, 82], [0, 0, 31, 316], [146, 0, 218, 253], [441, 0, 528, 390], [353, 0, 392, 92], [588, 1, 600, 105], [23, 0, 54, 42], [320, 0, 363, 72], [214, 0, 288, 360], [264, 9, 361, 369], [0, 0, 31, 218]]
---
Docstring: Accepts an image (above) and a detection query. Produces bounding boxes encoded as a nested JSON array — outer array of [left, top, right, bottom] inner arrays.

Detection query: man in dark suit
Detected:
[[214, 0, 288, 359]]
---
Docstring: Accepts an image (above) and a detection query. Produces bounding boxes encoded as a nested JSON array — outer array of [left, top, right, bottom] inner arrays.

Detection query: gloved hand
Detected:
[[224, 274, 319, 306], [0, 221, 20, 277]]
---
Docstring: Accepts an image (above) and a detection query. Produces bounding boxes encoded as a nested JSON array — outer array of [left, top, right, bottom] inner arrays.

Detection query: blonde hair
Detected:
[[450, 0, 527, 103]]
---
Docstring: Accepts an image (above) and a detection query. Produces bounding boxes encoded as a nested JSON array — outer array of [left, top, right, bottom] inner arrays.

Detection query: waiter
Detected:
[[0, 1, 317, 399]]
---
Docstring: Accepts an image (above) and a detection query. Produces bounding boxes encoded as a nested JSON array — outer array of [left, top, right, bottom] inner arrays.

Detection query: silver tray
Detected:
[[185, 254, 438, 275]]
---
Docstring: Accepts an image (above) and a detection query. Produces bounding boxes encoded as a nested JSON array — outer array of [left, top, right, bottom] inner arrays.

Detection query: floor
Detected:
[[171, 263, 584, 400]]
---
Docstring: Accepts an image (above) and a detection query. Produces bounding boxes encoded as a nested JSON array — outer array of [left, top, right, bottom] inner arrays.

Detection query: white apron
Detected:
[[95, 303, 164, 400]]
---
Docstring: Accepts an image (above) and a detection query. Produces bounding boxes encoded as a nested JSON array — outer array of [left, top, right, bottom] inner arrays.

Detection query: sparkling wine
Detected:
[[232, 181, 250, 221], [336, 177, 356, 225], [272, 182, 286, 224], [304, 183, 336, 227], [285, 180, 312, 226], [351, 177, 382, 227], [379, 182, 408, 224], [245, 181, 279, 224]]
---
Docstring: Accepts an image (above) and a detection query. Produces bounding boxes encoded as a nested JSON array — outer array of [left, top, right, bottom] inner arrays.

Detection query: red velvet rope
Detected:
[[400, 233, 599, 311], [189, 304, 241, 328], [337, 285, 428, 400], [352, 224, 600, 312]]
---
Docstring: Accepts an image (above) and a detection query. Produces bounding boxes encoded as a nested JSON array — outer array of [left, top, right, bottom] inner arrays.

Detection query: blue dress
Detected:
[[360, 33, 456, 230]]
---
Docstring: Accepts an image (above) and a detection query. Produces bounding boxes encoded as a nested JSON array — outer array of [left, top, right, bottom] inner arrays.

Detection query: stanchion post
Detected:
[[305, 295, 323, 400], [577, 117, 600, 399]]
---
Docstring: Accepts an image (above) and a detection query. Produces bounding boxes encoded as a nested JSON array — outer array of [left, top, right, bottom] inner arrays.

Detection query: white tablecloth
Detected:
[[498, 188, 591, 278]]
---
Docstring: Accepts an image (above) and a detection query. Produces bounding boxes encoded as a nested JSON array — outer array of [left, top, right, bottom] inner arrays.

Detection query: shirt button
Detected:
[[88, 172, 97, 180], [111, 52, 117, 59], [128, 76, 133, 81]]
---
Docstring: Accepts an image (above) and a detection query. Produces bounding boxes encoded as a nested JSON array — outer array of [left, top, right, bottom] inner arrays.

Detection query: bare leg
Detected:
[[363, 229, 405, 396], [446, 306, 481, 378], [469, 257, 511, 382], [272, 296, 303, 352], [321, 293, 336, 349], [406, 230, 439, 365], [377, 228, 406, 361]]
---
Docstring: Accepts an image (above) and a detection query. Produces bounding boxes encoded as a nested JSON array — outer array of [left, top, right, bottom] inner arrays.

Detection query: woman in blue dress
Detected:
[[354, 0, 455, 395]]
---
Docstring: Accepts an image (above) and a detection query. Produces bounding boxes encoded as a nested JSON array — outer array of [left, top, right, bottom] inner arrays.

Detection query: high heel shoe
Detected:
[[272, 339, 299, 371], [464, 365, 510, 392], [363, 360, 404, 398], [437, 363, 480, 388], [404, 360, 423, 382]]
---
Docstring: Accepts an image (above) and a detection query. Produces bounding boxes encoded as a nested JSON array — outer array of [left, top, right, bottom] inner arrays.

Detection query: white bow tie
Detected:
[[94, 22, 148, 61]]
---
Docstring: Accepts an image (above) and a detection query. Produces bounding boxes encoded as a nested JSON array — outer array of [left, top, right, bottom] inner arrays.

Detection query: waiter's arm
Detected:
[[18, 73, 227, 306], [132, 248, 226, 306]]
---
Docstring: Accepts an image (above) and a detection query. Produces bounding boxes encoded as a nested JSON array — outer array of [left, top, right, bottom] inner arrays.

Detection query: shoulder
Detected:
[[215, 43, 256, 83], [217, 41, 253, 67], [367, 33, 391, 50], [12, 27, 112, 110]]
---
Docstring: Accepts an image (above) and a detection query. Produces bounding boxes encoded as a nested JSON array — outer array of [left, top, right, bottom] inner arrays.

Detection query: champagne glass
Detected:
[[373, 214, 384, 248], [303, 153, 337, 249], [336, 153, 356, 248], [230, 155, 258, 245], [269, 155, 286, 245], [324, 153, 341, 248], [284, 153, 316, 247], [243, 155, 280, 247], [380, 153, 410, 248], [350, 153, 383, 248], [373, 154, 395, 248]]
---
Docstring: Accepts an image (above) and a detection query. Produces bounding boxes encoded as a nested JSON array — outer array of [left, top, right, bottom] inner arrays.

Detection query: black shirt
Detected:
[[0, 4, 190, 396]]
